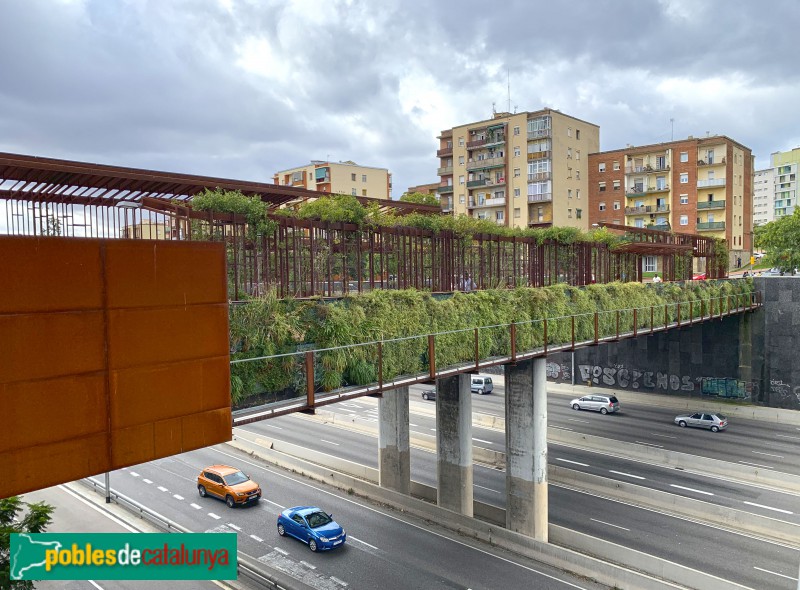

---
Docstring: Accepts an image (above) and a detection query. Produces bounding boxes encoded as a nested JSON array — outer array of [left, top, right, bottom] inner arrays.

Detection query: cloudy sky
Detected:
[[1, 0, 798, 198]]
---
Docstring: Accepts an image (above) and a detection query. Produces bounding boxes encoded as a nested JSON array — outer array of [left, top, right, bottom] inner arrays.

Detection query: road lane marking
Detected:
[[157, 486, 169, 492], [566, 418, 590, 423], [651, 433, 677, 439], [88, 581, 103, 589], [330, 576, 348, 587], [670, 484, 713, 496], [190, 503, 202, 510], [208, 513, 221, 520], [430, 428, 437, 432], [173, 494, 184, 500], [143, 479, 153, 484], [340, 403, 363, 408], [266, 499, 286, 510], [250, 535, 264, 542], [551, 426, 573, 431], [743, 501, 793, 515], [775, 434, 800, 441], [349, 536, 378, 550], [555, 458, 589, 467], [129, 472, 140, 477], [300, 560, 316, 570], [274, 547, 289, 556], [228, 523, 242, 531], [472, 437, 493, 444], [609, 470, 645, 480], [752, 450, 784, 458], [754, 566, 797, 581], [320, 440, 340, 446], [409, 423, 419, 427], [474, 484, 501, 493], [264, 424, 283, 430], [635, 441, 663, 448], [590, 518, 630, 531], [739, 461, 774, 469]]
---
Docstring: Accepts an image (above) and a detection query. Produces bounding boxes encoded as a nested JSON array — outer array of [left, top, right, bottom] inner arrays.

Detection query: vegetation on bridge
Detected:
[[229, 278, 753, 407]]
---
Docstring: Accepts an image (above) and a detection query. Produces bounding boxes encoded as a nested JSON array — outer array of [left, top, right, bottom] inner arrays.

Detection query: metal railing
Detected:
[[232, 290, 761, 425], [697, 221, 725, 230], [697, 200, 726, 210], [698, 178, 726, 188]]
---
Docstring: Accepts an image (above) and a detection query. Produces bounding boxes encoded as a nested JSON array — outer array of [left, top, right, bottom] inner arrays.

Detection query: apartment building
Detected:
[[769, 148, 798, 220], [589, 136, 753, 265], [753, 168, 775, 226], [273, 160, 392, 199], [436, 109, 599, 229], [406, 183, 440, 196]]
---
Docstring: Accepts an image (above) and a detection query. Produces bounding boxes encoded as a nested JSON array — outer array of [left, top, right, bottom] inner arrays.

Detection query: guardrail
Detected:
[[80, 478, 295, 590], [232, 290, 762, 426]]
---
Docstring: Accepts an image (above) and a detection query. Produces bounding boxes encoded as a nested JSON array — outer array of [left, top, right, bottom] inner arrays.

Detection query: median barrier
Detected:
[[226, 437, 749, 590]]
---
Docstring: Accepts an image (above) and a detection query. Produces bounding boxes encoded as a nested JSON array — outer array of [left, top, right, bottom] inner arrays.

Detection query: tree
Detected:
[[755, 209, 800, 272], [399, 191, 440, 207], [0, 497, 55, 589]]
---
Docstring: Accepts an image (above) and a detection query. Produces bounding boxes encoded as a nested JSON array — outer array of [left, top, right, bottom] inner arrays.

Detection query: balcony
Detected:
[[437, 166, 453, 176], [627, 185, 669, 197], [696, 221, 726, 231], [528, 193, 552, 203], [625, 163, 670, 174], [697, 157, 726, 166], [697, 200, 726, 210], [437, 147, 453, 157], [625, 205, 650, 215], [527, 150, 551, 161], [467, 178, 487, 188], [697, 178, 726, 188], [437, 185, 453, 194], [528, 172, 551, 182], [527, 129, 551, 140], [316, 176, 331, 184], [468, 197, 506, 208], [528, 220, 553, 228], [467, 156, 505, 171], [647, 224, 671, 231]]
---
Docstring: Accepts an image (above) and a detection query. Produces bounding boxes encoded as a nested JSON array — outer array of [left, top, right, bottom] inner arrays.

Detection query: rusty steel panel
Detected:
[[0, 236, 231, 499]]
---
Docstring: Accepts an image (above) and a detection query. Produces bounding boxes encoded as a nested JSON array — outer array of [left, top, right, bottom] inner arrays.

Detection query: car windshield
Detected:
[[608, 396, 618, 403], [483, 377, 492, 384], [305, 511, 333, 528], [223, 471, 249, 486], [716, 414, 727, 421]]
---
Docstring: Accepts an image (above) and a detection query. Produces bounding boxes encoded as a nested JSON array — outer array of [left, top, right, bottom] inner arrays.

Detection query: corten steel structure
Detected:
[[0, 152, 720, 300]]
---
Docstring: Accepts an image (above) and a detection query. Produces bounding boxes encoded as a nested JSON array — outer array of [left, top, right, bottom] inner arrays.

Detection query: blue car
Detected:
[[277, 506, 346, 552]]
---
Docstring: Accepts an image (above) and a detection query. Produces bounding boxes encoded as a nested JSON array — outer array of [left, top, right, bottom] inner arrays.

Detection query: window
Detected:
[[576, 150, 580, 160], [351, 188, 357, 195], [576, 170, 580, 180], [680, 173, 688, 184], [599, 163, 606, 172], [459, 155, 465, 165], [351, 173, 357, 181], [567, 147, 572, 159], [613, 201, 620, 210], [514, 188, 520, 197], [599, 182, 606, 192], [459, 175, 465, 185], [514, 208, 521, 218], [613, 180, 620, 190], [362, 189, 367, 196], [644, 256, 657, 272], [514, 168, 521, 177], [514, 147, 521, 157], [680, 215, 688, 225], [635, 219, 644, 228], [576, 129, 581, 140], [613, 161, 620, 171], [513, 126, 520, 136], [362, 174, 367, 182], [496, 211, 504, 221], [680, 194, 688, 205], [576, 189, 581, 199], [568, 208, 573, 218], [599, 202, 606, 211], [459, 195, 465, 204], [458, 137, 464, 146], [537, 207, 544, 221], [680, 151, 688, 163], [576, 208, 582, 219], [568, 189, 573, 199], [567, 127, 572, 137], [567, 167, 573, 178]]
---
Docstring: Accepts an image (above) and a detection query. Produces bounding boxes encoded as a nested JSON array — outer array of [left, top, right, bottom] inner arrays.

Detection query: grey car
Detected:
[[674, 412, 728, 432], [569, 394, 620, 414]]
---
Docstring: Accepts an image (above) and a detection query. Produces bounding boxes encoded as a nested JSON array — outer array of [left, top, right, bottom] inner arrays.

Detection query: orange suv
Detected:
[[197, 465, 261, 508]]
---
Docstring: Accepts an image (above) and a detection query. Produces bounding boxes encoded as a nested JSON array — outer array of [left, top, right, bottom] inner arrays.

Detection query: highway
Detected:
[[92, 446, 608, 590]]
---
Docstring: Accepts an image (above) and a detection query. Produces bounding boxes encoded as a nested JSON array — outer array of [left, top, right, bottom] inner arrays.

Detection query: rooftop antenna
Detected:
[[670, 118, 674, 141], [492, 102, 496, 116], [507, 68, 511, 113]]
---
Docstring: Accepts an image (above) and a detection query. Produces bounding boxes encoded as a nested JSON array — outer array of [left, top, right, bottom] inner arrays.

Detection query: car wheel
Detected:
[[572, 404, 580, 411], [277, 523, 286, 537], [226, 495, 235, 508], [600, 407, 608, 415], [308, 539, 318, 552], [711, 425, 719, 433], [678, 420, 687, 428], [422, 392, 429, 400], [198, 485, 207, 498]]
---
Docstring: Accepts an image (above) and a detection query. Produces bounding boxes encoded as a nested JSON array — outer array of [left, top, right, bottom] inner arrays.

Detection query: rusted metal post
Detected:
[[650, 306, 654, 333], [428, 334, 436, 380], [377, 341, 383, 391], [543, 319, 548, 354], [571, 315, 575, 350], [633, 308, 638, 337], [615, 310, 620, 339], [593, 312, 599, 344], [474, 327, 480, 370], [510, 322, 517, 363], [664, 304, 668, 329], [689, 300, 693, 324], [305, 351, 315, 411], [677, 303, 681, 328]]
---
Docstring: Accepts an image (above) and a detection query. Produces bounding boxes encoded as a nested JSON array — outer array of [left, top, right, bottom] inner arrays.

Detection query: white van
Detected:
[[471, 375, 494, 395]]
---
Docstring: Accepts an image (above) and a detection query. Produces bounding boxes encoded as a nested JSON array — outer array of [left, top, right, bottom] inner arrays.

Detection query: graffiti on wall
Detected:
[[769, 379, 800, 406]]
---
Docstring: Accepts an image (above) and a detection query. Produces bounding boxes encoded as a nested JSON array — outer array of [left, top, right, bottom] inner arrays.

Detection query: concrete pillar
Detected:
[[505, 357, 548, 542], [435, 373, 473, 516], [378, 386, 410, 494]]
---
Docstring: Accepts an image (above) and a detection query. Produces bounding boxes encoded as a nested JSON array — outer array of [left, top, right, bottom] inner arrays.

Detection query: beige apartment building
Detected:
[[273, 160, 392, 199], [436, 109, 599, 229], [588, 136, 753, 266]]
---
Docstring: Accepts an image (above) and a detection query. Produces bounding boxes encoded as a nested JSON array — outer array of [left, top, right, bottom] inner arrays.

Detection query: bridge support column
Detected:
[[436, 374, 473, 516], [505, 357, 548, 542], [378, 386, 410, 494]]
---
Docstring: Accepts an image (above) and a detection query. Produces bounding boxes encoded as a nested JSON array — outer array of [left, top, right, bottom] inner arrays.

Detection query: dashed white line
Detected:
[[590, 518, 630, 531], [264, 424, 283, 430], [472, 437, 493, 444], [88, 581, 104, 589], [474, 484, 501, 493], [173, 494, 184, 501], [143, 479, 153, 484], [609, 470, 645, 480], [555, 458, 589, 467], [752, 450, 784, 458], [300, 560, 316, 570], [651, 433, 677, 439], [430, 428, 437, 432], [330, 576, 348, 587], [409, 423, 419, 427], [190, 503, 202, 510], [739, 460, 774, 469], [208, 513, 221, 520], [265, 499, 286, 510], [129, 472, 140, 477], [743, 501, 793, 515], [670, 484, 713, 496], [551, 425, 574, 431], [635, 441, 663, 448], [349, 536, 378, 550], [157, 486, 169, 492], [228, 523, 242, 531], [566, 418, 590, 423], [775, 434, 800, 441], [250, 535, 264, 542], [320, 439, 340, 446], [754, 566, 797, 581], [274, 547, 289, 556]]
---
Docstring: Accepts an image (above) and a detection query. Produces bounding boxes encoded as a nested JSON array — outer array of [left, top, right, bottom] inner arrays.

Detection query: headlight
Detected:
[[319, 536, 329, 542], [236, 492, 247, 497]]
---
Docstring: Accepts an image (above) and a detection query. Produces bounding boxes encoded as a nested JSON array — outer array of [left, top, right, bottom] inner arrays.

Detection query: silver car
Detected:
[[674, 412, 727, 432], [569, 394, 620, 414]]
